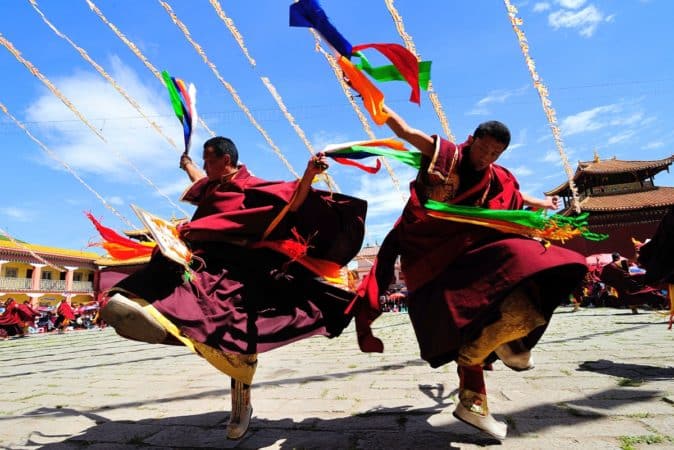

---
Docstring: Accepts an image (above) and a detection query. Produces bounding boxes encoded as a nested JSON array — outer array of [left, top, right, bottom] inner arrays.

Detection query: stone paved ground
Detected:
[[1, 306, 673, 449]]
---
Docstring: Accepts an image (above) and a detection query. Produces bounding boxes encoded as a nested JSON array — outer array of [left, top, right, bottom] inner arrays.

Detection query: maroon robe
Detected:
[[355, 136, 587, 367], [57, 301, 75, 320], [103, 166, 367, 355]]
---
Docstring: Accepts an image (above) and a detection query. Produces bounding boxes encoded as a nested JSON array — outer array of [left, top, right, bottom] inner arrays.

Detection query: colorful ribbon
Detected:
[[289, 0, 352, 57], [323, 138, 420, 173], [351, 43, 421, 104], [161, 70, 197, 154], [424, 200, 609, 243], [86, 212, 155, 260], [353, 51, 431, 90], [337, 57, 388, 125]]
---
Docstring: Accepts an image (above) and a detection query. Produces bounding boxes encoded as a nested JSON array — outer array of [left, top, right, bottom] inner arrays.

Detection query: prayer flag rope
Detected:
[[85, 0, 216, 138], [382, 0, 454, 141], [0, 226, 65, 272], [425, 200, 608, 244], [0, 32, 190, 218], [29, 0, 181, 154], [207, 0, 338, 191], [159, 0, 300, 179], [503, 0, 581, 213], [0, 100, 145, 234]]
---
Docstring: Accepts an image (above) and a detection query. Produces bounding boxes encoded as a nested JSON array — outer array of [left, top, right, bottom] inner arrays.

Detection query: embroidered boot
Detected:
[[453, 365, 507, 440], [227, 378, 253, 440], [101, 293, 167, 344], [495, 339, 535, 371]]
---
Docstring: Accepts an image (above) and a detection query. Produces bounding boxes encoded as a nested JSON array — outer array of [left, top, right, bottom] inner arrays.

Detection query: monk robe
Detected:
[[101, 165, 367, 355], [0, 299, 23, 337], [355, 136, 587, 367]]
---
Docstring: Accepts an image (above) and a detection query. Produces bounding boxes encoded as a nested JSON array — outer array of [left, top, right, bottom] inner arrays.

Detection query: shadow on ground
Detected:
[[18, 382, 662, 449]]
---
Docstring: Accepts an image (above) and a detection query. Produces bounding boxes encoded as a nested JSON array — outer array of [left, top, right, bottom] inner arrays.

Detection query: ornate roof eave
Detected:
[[545, 154, 674, 196]]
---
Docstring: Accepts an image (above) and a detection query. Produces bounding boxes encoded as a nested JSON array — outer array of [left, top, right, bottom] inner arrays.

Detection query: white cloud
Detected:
[[0, 207, 35, 222], [557, 0, 586, 9], [353, 168, 414, 219], [548, 5, 607, 37], [560, 104, 622, 135], [644, 141, 664, 150], [156, 179, 193, 197], [106, 196, 125, 206], [311, 130, 352, 152], [25, 56, 185, 179], [467, 87, 528, 116], [511, 165, 534, 177], [607, 130, 635, 145], [533, 2, 551, 12]]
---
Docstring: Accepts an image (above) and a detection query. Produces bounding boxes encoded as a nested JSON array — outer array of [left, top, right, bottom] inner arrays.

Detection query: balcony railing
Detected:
[[71, 281, 94, 292], [39, 279, 66, 291], [0, 277, 32, 290]]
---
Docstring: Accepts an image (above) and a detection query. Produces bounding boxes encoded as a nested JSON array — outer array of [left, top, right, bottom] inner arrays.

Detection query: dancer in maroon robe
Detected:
[[353, 107, 587, 439], [100, 136, 366, 440], [0, 298, 22, 339], [55, 298, 75, 333]]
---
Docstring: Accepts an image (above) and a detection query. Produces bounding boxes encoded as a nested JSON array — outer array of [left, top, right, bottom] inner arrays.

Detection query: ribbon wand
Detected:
[[161, 70, 198, 156]]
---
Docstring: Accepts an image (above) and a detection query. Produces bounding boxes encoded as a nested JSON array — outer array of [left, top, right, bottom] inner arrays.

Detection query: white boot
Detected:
[[227, 378, 253, 440], [495, 343, 535, 372], [101, 293, 167, 344], [453, 389, 507, 440]]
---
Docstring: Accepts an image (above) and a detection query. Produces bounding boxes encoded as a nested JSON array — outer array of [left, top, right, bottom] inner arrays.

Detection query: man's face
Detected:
[[468, 135, 507, 171], [202, 146, 231, 181]]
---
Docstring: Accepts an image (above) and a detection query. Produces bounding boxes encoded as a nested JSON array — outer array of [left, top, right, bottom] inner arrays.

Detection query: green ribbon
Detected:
[[353, 51, 431, 90], [330, 145, 423, 169], [161, 70, 185, 122]]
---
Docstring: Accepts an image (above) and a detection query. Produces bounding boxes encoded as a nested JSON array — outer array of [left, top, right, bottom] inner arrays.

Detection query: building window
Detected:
[[4, 267, 18, 278], [41, 271, 53, 280], [73, 273, 83, 282]]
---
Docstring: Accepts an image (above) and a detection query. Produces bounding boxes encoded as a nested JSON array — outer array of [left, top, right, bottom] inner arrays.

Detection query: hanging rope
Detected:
[[84, 0, 216, 138], [158, 0, 300, 179], [29, 0, 181, 154], [309, 30, 405, 202], [503, 0, 581, 213], [382, 0, 455, 142], [0, 32, 190, 218], [0, 100, 143, 232], [206, 0, 337, 191], [0, 226, 66, 272]]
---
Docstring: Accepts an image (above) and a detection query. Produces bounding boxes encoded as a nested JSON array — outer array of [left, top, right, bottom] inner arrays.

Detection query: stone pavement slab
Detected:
[[0, 306, 673, 449]]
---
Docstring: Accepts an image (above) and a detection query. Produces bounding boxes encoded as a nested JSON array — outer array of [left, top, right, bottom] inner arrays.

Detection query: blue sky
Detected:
[[1, 0, 673, 252]]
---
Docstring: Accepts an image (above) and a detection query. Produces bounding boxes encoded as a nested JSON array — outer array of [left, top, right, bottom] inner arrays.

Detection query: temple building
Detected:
[[545, 153, 674, 258], [0, 236, 100, 307]]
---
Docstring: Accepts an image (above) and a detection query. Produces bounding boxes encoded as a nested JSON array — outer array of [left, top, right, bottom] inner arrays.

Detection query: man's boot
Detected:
[[453, 365, 507, 440], [227, 378, 253, 440], [101, 293, 167, 343]]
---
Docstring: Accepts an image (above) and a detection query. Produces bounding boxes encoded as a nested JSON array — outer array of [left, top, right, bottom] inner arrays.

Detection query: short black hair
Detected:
[[204, 136, 239, 166], [611, 252, 621, 261], [473, 121, 511, 148]]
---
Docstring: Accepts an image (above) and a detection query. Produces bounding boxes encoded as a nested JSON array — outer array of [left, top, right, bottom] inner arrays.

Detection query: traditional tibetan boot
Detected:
[[101, 293, 167, 344], [227, 378, 253, 440], [453, 365, 507, 440], [457, 284, 546, 367], [495, 340, 535, 372]]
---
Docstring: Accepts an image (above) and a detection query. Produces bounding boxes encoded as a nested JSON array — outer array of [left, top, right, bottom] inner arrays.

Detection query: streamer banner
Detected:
[[424, 200, 609, 243], [161, 70, 197, 154], [289, 0, 352, 56], [323, 138, 420, 173]]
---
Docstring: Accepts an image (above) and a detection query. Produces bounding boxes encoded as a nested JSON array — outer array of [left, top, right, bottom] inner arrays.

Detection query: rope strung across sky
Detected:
[[383, 0, 455, 143], [0, 32, 190, 218], [158, 0, 300, 179], [28, 0, 181, 154], [503, 0, 581, 213], [207, 0, 339, 192], [0, 225, 65, 272], [84, 0, 217, 139], [0, 100, 145, 233]]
